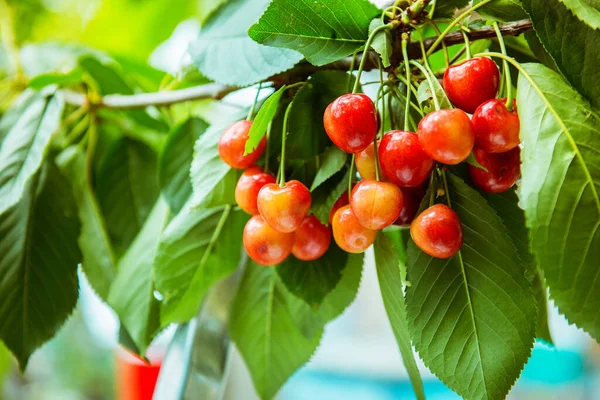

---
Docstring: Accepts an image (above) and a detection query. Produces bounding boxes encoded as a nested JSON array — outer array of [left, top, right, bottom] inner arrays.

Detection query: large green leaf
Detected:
[[0, 162, 81, 369], [310, 167, 350, 225], [245, 86, 287, 155], [108, 199, 169, 355], [158, 118, 208, 213], [0, 89, 63, 214], [188, 0, 303, 86], [95, 134, 160, 257], [473, 0, 528, 21], [0, 90, 39, 144], [154, 206, 247, 327], [373, 234, 425, 400], [522, 0, 600, 109], [434, 0, 470, 18], [405, 173, 536, 400], [230, 262, 323, 400], [369, 19, 392, 68], [248, 0, 380, 66], [310, 146, 347, 191], [516, 63, 600, 341], [561, 0, 600, 29]]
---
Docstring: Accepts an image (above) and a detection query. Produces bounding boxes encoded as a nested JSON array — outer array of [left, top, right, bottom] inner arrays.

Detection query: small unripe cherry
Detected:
[[472, 98, 520, 153], [218, 120, 266, 169], [329, 190, 351, 225], [469, 147, 521, 193], [332, 205, 377, 253], [257, 180, 311, 233], [379, 130, 434, 187], [355, 141, 387, 181], [292, 216, 332, 261], [243, 215, 294, 266], [443, 57, 500, 113], [394, 185, 427, 226], [418, 109, 475, 165], [324, 94, 378, 154], [350, 180, 403, 230], [411, 204, 463, 259], [235, 167, 276, 215]]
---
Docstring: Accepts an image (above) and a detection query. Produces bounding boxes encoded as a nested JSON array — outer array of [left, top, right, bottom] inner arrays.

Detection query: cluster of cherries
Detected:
[[218, 55, 521, 265]]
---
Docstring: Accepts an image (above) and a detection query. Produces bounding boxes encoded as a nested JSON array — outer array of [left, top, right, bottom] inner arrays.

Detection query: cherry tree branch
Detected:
[[62, 19, 533, 109]]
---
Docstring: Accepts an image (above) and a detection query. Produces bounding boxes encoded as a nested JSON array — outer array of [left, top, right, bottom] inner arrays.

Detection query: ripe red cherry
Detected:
[[411, 204, 463, 259], [243, 215, 294, 266], [235, 167, 276, 215], [218, 120, 266, 169], [443, 57, 500, 113], [332, 205, 377, 253], [324, 94, 377, 154], [469, 147, 521, 193], [395, 185, 427, 226], [292, 216, 332, 261], [355, 141, 387, 181], [379, 130, 434, 187], [418, 109, 475, 165], [329, 190, 351, 225], [257, 180, 311, 233], [472, 98, 520, 153], [350, 180, 403, 230]]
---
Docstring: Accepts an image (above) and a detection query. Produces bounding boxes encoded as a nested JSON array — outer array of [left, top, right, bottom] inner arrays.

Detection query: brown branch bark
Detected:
[[63, 19, 533, 109]]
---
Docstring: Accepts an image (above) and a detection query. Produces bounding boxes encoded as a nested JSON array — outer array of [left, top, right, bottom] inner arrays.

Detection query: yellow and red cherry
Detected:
[[418, 109, 475, 165], [235, 166, 276, 215], [257, 180, 311, 233], [218, 120, 266, 169], [379, 130, 434, 187], [411, 204, 463, 259], [332, 205, 377, 253], [292, 216, 332, 261], [324, 94, 378, 154], [350, 180, 403, 230], [469, 147, 521, 193], [329, 189, 352, 225], [443, 57, 500, 113], [243, 215, 294, 266], [394, 184, 427, 226], [355, 141, 387, 181], [472, 98, 520, 153]]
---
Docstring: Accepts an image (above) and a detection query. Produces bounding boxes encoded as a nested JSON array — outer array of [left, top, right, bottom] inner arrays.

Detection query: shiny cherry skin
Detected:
[[350, 180, 403, 230], [332, 205, 377, 253], [324, 94, 378, 154], [394, 185, 427, 226], [469, 147, 521, 193], [472, 98, 520, 153], [355, 141, 387, 181], [257, 180, 312, 233], [218, 120, 266, 169], [329, 190, 351, 225], [443, 57, 500, 113], [418, 109, 475, 165], [235, 167, 276, 215], [292, 216, 332, 261], [379, 130, 434, 187], [411, 204, 463, 259], [243, 215, 294, 266]]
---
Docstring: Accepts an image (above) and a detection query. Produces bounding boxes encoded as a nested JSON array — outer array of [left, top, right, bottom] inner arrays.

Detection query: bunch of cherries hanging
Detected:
[[218, 56, 521, 266]]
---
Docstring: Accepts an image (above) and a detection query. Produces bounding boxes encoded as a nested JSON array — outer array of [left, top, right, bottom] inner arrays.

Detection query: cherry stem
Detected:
[[461, 28, 472, 59], [428, 168, 436, 207], [247, 82, 263, 121], [440, 169, 452, 208], [410, 60, 441, 111], [347, 50, 359, 92], [429, 0, 437, 19], [401, 36, 412, 132], [348, 154, 355, 202], [278, 101, 294, 186], [493, 22, 514, 112], [427, 20, 449, 68], [426, 0, 494, 57], [264, 121, 272, 172], [352, 23, 393, 94], [378, 58, 386, 139]]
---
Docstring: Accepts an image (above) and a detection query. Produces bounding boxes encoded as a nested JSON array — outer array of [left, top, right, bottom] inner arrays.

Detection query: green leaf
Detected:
[[0, 90, 39, 144], [57, 147, 116, 302], [230, 262, 323, 400], [466, 152, 488, 172], [95, 135, 160, 257], [369, 19, 392, 68], [406, 172, 536, 400], [245, 86, 287, 155], [373, 234, 425, 400], [473, 0, 528, 21], [416, 78, 451, 113], [434, 0, 470, 18], [287, 71, 354, 160], [310, 167, 350, 225], [522, 0, 600, 109], [154, 206, 247, 327], [516, 62, 600, 341], [28, 69, 83, 89], [108, 199, 169, 355], [0, 162, 81, 370], [158, 118, 209, 213], [310, 146, 348, 191], [0, 89, 64, 214], [201, 168, 242, 208], [248, 0, 380, 66], [188, 0, 303, 87], [524, 32, 559, 72], [561, 0, 600, 29]]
